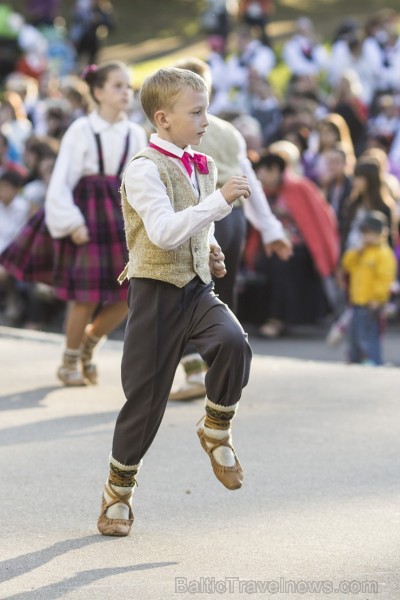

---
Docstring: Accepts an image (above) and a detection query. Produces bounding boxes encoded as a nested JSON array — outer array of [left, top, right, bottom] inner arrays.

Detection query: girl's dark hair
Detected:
[[353, 158, 383, 205], [82, 61, 127, 103], [0, 169, 25, 188], [254, 152, 287, 173]]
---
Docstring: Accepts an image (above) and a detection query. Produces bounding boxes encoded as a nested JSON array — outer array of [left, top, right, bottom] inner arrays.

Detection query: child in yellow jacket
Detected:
[[342, 211, 397, 365]]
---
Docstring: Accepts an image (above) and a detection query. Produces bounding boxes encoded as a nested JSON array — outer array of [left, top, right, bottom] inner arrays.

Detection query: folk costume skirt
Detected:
[[0, 174, 128, 304]]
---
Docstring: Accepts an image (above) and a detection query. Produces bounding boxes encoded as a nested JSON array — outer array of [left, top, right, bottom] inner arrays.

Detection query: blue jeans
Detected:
[[348, 305, 382, 365]]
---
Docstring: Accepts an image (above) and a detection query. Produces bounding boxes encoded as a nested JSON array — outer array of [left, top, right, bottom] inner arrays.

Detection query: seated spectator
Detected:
[[305, 112, 355, 185], [22, 134, 59, 184], [362, 146, 400, 208], [248, 76, 281, 146], [328, 71, 368, 156], [24, 152, 56, 216], [244, 151, 339, 337], [363, 9, 400, 96], [5, 73, 40, 125], [0, 170, 29, 324], [223, 24, 276, 112], [60, 75, 90, 123], [368, 94, 400, 150], [282, 17, 330, 78], [238, 0, 274, 45], [231, 113, 264, 154], [329, 31, 376, 107], [0, 91, 33, 164], [0, 132, 27, 177], [319, 146, 353, 244], [202, 0, 231, 51]]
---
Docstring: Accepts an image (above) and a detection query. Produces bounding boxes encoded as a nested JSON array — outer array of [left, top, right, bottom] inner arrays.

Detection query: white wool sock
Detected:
[[105, 456, 141, 520], [203, 399, 239, 468]]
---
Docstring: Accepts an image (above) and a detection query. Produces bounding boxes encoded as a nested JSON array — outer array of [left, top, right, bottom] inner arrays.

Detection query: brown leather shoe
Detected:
[[97, 484, 134, 537], [197, 428, 244, 490]]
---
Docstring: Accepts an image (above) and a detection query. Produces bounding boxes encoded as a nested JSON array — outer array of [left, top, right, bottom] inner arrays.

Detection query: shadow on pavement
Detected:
[[0, 386, 60, 411], [1, 534, 177, 597], [0, 412, 118, 446]]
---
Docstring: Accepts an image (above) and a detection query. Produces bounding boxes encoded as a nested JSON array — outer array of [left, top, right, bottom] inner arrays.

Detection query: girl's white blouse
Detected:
[[45, 111, 147, 238]]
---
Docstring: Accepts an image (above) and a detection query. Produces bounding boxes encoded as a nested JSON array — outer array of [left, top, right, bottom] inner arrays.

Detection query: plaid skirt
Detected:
[[0, 174, 128, 303]]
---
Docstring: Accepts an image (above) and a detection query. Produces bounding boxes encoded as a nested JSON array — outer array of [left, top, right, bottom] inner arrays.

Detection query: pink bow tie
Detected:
[[148, 142, 209, 177]]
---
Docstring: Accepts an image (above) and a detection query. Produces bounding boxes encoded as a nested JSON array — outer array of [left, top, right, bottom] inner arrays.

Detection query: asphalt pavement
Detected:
[[1, 325, 400, 600]]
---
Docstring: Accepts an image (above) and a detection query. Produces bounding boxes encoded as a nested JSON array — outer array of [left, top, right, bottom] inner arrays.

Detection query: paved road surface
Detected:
[[1, 326, 400, 599]]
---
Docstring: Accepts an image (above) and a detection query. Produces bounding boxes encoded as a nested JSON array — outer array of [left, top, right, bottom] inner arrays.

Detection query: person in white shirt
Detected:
[[223, 25, 276, 113], [97, 67, 253, 537], [1, 61, 147, 386], [328, 34, 377, 106], [282, 17, 329, 78], [363, 14, 400, 95], [0, 170, 29, 323]]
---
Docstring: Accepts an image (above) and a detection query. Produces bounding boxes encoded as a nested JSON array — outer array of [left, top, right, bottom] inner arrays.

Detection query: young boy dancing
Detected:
[[97, 67, 253, 536]]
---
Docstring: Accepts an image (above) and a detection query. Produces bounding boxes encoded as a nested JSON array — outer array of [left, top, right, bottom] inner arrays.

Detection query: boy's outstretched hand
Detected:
[[221, 175, 251, 205], [209, 244, 227, 278]]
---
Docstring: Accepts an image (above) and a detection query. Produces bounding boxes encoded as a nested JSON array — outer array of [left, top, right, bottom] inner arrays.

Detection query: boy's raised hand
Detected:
[[221, 175, 251, 205], [209, 244, 227, 278]]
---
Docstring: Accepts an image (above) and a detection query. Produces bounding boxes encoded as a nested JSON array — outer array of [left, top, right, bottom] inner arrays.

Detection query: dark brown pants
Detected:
[[112, 277, 252, 465]]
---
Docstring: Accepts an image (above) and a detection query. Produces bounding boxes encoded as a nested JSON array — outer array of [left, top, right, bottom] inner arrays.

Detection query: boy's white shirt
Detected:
[[123, 133, 231, 251]]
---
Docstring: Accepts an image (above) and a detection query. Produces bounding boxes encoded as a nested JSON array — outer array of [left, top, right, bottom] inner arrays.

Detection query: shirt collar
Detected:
[[89, 110, 129, 134], [150, 133, 194, 158]]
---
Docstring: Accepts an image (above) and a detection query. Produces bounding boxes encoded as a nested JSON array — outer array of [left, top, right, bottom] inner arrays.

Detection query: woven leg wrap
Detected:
[[108, 456, 141, 488], [181, 353, 207, 376], [204, 398, 238, 431]]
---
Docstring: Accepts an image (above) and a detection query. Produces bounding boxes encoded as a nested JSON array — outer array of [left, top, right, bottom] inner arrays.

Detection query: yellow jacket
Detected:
[[342, 243, 397, 305]]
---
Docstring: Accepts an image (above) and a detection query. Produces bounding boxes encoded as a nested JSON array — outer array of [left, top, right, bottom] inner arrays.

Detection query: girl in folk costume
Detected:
[[0, 62, 147, 385]]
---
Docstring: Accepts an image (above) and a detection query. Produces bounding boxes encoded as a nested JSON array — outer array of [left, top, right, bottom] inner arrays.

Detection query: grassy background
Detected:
[[10, 0, 400, 90]]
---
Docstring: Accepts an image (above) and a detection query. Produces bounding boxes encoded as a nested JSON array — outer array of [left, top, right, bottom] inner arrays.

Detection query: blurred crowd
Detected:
[[1, 0, 400, 362]]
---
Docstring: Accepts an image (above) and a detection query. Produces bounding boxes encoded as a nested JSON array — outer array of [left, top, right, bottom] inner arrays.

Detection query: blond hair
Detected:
[[140, 67, 207, 125]]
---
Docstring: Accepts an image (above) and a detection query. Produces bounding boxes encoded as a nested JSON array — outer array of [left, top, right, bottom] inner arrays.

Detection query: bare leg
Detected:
[[88, 300, 128, 338], [65, 301, 97, 349]]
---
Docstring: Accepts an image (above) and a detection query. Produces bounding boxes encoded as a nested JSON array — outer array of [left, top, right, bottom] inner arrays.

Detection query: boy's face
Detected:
[[0, 181, 18, 206], [156, 87, 209, 148]]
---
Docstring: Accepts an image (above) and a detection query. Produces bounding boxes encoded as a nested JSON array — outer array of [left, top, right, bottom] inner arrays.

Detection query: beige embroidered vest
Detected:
[[120, 148, 217, 288]]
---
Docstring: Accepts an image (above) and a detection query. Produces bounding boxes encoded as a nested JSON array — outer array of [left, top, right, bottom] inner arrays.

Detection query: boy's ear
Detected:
[[154, 110, 170, 130]]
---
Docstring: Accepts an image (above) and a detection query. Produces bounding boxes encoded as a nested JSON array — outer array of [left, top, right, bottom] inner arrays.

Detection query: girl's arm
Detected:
[[45, 120, 88, 238]]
